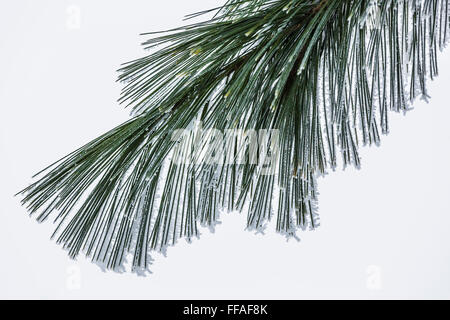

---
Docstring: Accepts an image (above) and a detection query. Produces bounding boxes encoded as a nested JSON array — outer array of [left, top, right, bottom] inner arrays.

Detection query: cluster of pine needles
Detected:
[[18, 0, 450, 273]]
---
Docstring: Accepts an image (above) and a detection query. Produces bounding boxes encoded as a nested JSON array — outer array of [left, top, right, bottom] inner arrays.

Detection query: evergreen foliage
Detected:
[[19, 0, 450, 273]]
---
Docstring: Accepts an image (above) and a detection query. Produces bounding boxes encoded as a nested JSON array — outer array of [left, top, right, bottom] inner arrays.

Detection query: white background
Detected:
[[1, 0, 450, 300]]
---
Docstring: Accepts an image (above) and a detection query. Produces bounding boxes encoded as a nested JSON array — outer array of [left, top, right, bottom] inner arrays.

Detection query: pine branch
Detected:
[[18, 0, 450, 273]]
